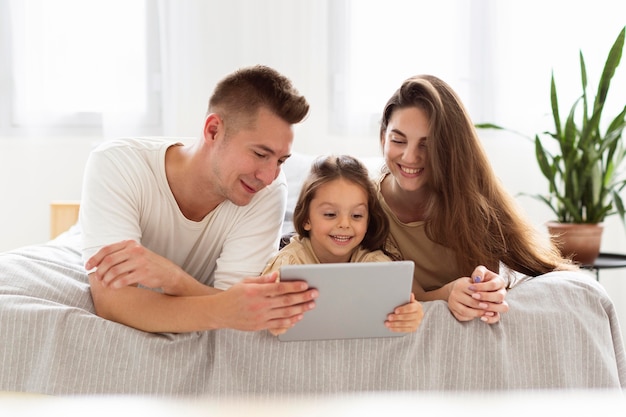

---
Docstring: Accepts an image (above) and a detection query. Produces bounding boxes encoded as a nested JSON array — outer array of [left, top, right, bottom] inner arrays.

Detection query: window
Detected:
[[330, 0, 473, 136], [1, 0, 161, 137], [330, 0, 626, 139]]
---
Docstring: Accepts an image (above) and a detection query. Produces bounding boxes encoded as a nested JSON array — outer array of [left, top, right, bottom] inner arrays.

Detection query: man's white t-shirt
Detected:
[[79, 137, 287, 290]]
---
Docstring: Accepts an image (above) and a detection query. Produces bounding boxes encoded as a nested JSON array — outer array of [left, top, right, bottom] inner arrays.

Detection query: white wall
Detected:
[[0, 137, 94, 251]]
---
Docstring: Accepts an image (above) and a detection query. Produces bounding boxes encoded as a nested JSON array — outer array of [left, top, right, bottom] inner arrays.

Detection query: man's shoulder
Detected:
[[93, 137, 187, 152]]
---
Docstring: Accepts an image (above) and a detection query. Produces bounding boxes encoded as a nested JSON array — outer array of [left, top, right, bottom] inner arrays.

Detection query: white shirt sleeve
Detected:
[[79, 144, 145, 264]]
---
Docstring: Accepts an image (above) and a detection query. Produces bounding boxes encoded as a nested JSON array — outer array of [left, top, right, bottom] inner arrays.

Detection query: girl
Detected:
[[263, 154, 422, 334], [377, 74, 577, 324]]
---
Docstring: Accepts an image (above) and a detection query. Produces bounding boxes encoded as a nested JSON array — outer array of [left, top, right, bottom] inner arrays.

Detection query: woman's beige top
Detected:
[[376, 174, 465, 291]]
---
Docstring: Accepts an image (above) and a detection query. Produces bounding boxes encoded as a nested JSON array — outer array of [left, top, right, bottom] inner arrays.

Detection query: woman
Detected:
[[377, 74, 576, 324]]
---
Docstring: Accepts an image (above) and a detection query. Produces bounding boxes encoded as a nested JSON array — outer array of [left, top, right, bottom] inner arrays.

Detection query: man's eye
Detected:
[[254, 151, 268, 159]]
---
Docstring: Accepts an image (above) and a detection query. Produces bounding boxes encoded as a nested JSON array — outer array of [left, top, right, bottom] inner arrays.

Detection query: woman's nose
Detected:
[[404, 143, 422, 163]]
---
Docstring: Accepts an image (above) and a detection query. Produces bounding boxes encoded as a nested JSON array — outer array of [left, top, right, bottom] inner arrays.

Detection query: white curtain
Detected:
[[155, 0, 331, 140], [5, 0, 625, 149], [8, 0, 155, 137]]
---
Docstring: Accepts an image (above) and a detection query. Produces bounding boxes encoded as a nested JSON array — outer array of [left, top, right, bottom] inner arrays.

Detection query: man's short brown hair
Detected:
[[208, 65, 309, 132]]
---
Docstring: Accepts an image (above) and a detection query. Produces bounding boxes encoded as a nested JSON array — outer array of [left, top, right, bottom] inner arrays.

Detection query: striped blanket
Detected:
[[1, 229, 625, 396]]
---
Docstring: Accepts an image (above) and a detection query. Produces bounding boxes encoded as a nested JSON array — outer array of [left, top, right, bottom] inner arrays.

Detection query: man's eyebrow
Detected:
[[256, 144, 291, 159]]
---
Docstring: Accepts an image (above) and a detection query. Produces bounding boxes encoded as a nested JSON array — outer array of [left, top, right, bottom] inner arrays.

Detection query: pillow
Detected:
[[281, 153, 316, 234]]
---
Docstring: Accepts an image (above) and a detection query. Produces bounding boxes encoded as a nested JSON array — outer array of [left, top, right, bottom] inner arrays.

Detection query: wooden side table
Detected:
[[584, 253, 626, 281]]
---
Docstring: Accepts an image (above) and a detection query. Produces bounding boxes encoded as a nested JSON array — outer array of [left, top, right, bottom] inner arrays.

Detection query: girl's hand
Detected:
[[447, 265, 509, 324], [385, 293, 423, 332], [269, 327, 289, 336]]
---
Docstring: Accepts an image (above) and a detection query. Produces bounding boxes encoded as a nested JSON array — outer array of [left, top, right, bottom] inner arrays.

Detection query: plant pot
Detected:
[[546, 221, 604, 266]]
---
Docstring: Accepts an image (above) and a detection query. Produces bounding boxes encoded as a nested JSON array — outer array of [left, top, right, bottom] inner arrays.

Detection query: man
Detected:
[[80, 65, 317, 333]]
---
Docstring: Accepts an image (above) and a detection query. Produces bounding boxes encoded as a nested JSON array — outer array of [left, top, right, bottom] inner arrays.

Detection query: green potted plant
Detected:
[[478, 26, 626, 265]]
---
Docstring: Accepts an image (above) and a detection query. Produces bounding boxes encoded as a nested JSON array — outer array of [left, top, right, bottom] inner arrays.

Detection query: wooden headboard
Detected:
[[50, 201, 81, 239]]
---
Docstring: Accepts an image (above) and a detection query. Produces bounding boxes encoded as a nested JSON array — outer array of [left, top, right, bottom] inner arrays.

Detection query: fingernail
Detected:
[[473, 276, 482, 283], [479, 303, 488, 309], [481, 317, 489, 322]]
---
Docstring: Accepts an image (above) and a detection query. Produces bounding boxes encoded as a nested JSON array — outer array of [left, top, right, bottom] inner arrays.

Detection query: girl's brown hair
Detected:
[[380, 74, 575, 276], [293, 155, 390, 253]]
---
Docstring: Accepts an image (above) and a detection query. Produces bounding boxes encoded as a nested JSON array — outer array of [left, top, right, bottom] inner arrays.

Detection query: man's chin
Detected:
[[230, 194, 255, 207]]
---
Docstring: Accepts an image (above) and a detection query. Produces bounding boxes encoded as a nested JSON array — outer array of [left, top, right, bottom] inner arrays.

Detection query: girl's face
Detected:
[[381, 106, 430, 193], [304, 178, 369, 263]]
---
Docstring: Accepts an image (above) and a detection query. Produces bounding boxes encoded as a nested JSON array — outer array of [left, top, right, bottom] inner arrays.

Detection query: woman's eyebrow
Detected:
[[389, 128, 407, 137]]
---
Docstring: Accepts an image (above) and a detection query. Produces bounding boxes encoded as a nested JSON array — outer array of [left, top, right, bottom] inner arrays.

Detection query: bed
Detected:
[[1, 153, 626, 397]]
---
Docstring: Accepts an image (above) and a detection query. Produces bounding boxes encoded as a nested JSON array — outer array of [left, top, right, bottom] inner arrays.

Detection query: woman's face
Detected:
[[381, 106, 430, 193]]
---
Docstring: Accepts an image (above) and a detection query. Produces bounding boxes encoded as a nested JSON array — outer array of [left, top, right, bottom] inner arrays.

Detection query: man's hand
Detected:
[[214, 272, 318, 332], [85, 240, 207, 295]]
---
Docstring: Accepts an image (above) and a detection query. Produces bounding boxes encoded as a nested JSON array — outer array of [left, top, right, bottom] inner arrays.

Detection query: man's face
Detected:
[[210, 107, 294, 206]]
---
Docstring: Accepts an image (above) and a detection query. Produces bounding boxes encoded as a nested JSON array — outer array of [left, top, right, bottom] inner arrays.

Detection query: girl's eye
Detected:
[[323, 212, 336, 218], [352, 214, 364, 219]]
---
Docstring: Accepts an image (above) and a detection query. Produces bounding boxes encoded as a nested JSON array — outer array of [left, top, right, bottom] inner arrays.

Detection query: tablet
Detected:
[[277, 261, 414, 342]]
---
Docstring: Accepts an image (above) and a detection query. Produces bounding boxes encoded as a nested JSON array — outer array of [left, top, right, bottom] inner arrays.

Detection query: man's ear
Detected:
[[203, 113, 221, 142]]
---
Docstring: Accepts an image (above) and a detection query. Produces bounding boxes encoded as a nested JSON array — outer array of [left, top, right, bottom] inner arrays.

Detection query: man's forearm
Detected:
[[89, 276, 222, 333]]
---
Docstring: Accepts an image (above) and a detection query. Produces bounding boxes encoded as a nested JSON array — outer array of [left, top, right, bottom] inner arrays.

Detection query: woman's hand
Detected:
[[385, 293, 423, 332], [447, 265, 508, 324]]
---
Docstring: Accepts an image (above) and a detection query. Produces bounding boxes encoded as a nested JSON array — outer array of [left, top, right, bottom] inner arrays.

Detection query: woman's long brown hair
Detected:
[[380, 75, 576, 276]]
